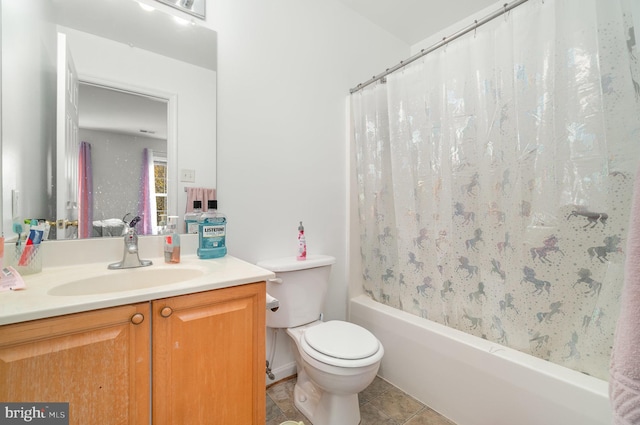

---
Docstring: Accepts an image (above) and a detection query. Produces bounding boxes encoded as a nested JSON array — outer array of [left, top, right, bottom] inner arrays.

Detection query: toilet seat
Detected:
[[300, 321, 382, 368]]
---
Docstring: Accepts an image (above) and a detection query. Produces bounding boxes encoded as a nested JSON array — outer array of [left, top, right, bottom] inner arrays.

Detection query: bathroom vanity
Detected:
[[0, 239, 273, 425]]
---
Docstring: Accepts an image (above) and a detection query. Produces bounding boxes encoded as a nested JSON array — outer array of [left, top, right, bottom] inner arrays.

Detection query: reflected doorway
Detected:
[[73, 83, 168, 238]]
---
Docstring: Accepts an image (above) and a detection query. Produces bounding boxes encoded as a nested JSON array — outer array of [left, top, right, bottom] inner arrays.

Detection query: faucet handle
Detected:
[[129, 216, 141, 228]]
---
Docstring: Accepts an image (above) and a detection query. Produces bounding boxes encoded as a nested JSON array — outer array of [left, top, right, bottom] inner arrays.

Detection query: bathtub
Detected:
[[349, 294, 612, 425]]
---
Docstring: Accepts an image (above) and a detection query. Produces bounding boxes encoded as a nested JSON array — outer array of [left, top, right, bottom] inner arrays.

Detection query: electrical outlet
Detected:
[[180, 169, 195, 183]]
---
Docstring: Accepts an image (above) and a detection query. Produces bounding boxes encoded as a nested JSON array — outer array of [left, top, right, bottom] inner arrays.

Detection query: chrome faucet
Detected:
[[108, 216, 153, 269]]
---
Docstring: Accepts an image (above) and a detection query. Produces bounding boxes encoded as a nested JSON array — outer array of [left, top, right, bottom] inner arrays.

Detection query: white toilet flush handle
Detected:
[[268, 278, 283, 284]]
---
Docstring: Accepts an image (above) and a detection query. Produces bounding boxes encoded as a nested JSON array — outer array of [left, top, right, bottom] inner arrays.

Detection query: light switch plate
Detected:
[[180, 169, 195, 183]]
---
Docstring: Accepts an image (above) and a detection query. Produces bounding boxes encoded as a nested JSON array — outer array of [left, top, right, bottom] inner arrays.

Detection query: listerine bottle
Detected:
[[197, 200, 227, 259], [184, 200, 203, 234]]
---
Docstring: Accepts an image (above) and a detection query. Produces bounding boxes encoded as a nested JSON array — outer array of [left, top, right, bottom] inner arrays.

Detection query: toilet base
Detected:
[[293, 368, 361, 425]]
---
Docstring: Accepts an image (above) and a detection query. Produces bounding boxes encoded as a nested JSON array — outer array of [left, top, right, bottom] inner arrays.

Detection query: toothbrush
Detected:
[[12, 223, 23, 247], [18, 227, 43, 266]]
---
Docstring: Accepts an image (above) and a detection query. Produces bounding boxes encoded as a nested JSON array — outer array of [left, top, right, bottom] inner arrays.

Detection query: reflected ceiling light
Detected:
[[136, 1, 156, 12], [172, 16, 190, 26]]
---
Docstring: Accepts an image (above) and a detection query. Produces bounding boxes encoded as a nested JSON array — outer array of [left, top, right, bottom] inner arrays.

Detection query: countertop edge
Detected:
[[0, 255, 275, 326]]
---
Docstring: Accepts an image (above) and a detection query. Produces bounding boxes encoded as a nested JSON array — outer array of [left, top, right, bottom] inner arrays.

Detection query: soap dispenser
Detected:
[[164, 216, 181, 263]]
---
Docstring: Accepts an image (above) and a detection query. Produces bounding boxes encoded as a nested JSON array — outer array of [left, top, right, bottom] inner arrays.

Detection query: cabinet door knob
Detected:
[[160, 306, 173, 318], [131, 313, 145, 325]]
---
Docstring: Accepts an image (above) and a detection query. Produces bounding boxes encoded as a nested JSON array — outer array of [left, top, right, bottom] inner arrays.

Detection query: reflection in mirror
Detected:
[[1, 0, 217, 241], [76, 84, 168, 239], [156, 0, 206, 20]]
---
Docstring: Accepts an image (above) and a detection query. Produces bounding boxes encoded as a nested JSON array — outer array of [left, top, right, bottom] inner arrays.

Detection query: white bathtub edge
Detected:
[[350, 294, 612, 425]]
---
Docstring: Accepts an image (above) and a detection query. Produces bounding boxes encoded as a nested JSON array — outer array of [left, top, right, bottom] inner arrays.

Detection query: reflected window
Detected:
[[154, 155, 168, 226]]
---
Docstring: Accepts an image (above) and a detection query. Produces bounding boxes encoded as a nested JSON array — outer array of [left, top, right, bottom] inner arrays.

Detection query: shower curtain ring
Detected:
[[474, 20, 478, 38]]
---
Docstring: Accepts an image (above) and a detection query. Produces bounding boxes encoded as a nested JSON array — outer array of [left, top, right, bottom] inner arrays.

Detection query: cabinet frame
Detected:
[[0, 281, 266, 425]]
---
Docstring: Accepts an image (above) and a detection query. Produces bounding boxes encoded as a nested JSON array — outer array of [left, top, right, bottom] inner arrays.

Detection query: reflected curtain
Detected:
[[352, 0, 640, 380], [78, 141, 93, 238], [140, 148, 157, 234]]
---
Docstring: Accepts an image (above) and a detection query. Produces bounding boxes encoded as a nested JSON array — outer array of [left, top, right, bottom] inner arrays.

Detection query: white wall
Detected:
[[1, 0, 57, 233], [410, 0, 503, 55], [211, 0, 409, 381]]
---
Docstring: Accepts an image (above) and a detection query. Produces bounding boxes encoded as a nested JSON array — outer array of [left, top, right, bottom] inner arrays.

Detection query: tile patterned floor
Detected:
[[266, 375, 456, 425]]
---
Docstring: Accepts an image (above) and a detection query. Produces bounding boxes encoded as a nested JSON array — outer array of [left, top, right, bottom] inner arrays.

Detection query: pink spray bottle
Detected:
[[297, 221, 307, 260]]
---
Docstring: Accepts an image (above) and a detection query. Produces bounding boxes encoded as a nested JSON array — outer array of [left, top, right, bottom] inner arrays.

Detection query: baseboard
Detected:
[[265, 361, 296, 386]]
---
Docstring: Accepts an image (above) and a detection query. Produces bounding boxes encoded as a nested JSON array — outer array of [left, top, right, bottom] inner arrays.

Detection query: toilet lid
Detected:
[[303, 321, 379, 360]]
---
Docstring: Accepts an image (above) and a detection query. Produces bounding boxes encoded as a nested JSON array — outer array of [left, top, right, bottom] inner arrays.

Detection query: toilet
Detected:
[[258, 255, 383, 425]]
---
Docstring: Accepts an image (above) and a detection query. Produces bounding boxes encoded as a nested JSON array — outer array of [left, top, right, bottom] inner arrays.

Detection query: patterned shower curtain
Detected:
[[352, 0, 640, 380], [78, 141, 93, 238]]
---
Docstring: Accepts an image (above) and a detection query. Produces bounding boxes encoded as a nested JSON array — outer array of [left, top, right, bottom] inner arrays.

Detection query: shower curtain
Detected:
[[352, 0, 640, 380], [78, 141, 93, 238]]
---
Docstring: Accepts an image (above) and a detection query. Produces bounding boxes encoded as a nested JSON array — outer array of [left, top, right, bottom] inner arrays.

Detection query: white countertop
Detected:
[[0, 254, 275, 326]]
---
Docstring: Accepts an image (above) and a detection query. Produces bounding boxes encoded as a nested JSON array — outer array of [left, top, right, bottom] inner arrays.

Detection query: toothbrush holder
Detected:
[[8, 244, 43, 275]]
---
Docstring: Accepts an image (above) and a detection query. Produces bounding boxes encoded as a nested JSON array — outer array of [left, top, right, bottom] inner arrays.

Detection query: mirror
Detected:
[[77, 83, 168, 239], [1, 0, 217, 240], [155, 0, 206, 20]]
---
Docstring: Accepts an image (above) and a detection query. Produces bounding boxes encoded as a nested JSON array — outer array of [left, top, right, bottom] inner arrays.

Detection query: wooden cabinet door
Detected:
[[152, 282, 266, 425], [0, 303, 151, 425]]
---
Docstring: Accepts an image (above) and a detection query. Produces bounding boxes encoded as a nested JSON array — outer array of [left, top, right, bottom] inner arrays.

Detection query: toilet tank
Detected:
[[257, 255, 336, 328]]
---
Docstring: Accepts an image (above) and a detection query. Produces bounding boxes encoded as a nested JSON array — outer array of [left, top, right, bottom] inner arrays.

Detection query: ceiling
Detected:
[[336, 0, 500, 45], [79, 84, 168, 140]]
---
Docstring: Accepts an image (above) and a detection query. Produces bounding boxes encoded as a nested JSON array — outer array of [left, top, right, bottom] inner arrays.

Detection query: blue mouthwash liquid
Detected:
[[197, 200, 227, 259]]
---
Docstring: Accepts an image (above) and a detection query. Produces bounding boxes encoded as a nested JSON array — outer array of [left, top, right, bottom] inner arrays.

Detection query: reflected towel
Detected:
[[186, 187, 216, 212], [610, 167, 640, 425]]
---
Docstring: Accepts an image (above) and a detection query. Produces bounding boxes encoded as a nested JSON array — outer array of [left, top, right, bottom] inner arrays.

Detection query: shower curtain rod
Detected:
[[349, 0, 530, 94]]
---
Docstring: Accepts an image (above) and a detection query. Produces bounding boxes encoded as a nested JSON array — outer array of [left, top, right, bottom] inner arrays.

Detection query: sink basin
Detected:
[[48, 267, 205, 296]]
